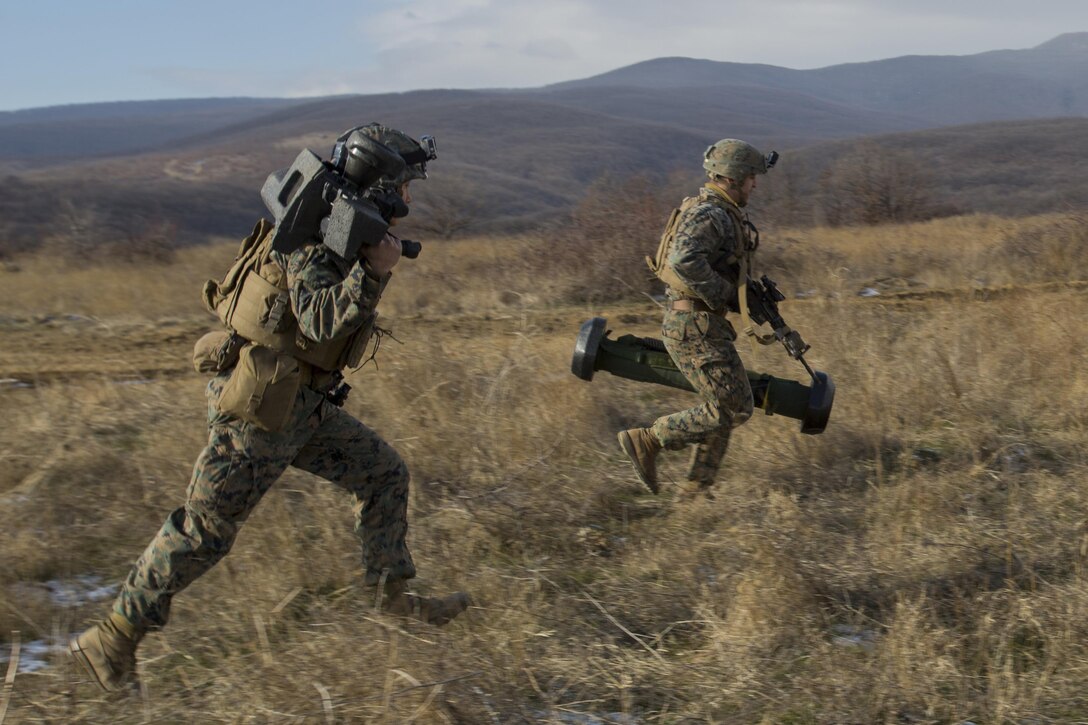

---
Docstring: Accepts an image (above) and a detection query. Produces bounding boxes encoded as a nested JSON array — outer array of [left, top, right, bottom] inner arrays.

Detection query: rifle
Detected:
[[745, 275, 817, 383]]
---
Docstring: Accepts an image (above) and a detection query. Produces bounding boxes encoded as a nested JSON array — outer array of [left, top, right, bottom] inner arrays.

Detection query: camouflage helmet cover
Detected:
[[342, 123, 431, 187], [703, 138, 771, 181]]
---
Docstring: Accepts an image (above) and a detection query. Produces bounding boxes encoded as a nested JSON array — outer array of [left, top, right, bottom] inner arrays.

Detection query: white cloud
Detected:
[[329, 0, 1088, 95], [105, 1, 1088, 103]]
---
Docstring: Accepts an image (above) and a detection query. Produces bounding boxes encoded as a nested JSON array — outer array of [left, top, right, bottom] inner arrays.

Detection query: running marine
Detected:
[[619, 139, 778, 496], [70, 124, 469, 693]]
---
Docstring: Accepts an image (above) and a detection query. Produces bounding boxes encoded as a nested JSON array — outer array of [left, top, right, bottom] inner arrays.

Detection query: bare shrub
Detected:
[[753, 154, 814, 229], [542, 173, 674, 303], [410, 175, 485, 240], [100, 219, 178, 265], [820, 142, 946, 226], [996, 210, 1088, 282]]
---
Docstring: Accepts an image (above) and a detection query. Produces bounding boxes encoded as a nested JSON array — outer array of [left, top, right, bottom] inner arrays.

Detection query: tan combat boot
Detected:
[[617, 428, 661, 494], [69, 612, 142, 692], [380, 581, 470, 626]]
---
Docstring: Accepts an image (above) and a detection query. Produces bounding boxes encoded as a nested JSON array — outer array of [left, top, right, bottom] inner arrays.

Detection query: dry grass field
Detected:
[[1, 212, 1087, 723]]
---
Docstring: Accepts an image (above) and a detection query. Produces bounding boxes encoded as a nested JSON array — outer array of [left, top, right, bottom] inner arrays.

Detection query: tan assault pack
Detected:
[[200, 219, 377, 374]]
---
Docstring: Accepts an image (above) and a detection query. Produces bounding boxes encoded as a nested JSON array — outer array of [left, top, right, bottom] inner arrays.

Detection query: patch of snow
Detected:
[[0, 638, 63, 674], [43, 574, 118, 608], [831, 624, 879, 652]]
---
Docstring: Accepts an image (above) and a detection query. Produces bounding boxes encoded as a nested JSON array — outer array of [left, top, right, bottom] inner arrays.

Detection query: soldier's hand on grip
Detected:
[[362, 234, 402, 275]]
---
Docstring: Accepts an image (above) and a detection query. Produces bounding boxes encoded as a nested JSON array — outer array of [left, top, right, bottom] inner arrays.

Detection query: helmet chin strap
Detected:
[[707, 178, 742, 206]]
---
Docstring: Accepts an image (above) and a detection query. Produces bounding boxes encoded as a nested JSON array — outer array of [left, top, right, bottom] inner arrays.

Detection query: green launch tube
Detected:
[[571, 317, 834, 435]]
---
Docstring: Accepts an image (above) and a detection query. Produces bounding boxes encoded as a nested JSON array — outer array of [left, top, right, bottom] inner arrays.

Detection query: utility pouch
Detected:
[[216, 344, 301, 432], [192, 331, 245, 374]]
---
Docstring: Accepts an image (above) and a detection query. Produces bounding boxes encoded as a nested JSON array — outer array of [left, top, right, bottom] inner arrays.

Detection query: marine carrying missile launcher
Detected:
[[571, 317, 835, 434]]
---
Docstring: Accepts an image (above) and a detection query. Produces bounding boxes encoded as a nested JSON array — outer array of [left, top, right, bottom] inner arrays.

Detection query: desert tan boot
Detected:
[[381, 581, 470, 626], [69, 612, 142, 692], [618, 427, 661, 494]]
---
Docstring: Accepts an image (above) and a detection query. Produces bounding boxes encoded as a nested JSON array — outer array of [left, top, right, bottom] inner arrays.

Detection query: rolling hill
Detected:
[[1, 34, 1086, 253], [548, 32, 1088, 126]]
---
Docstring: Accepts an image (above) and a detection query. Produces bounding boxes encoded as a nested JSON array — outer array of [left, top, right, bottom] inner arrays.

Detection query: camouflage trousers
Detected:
[[113, 374, 415, 631], [650, 310, 754, 486]]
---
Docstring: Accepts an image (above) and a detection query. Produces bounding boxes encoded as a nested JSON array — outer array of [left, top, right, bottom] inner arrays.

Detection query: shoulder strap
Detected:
[[698, 189, 776, 352], [736, 255, 777, 354]]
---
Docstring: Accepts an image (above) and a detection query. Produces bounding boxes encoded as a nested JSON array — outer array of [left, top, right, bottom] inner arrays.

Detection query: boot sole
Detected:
[[617, 431, 659, 494]]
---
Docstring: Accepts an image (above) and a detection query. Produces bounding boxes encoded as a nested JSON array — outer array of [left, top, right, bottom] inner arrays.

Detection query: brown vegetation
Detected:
[[1, 211, 1087, 722], [816, 142, 946, 226]]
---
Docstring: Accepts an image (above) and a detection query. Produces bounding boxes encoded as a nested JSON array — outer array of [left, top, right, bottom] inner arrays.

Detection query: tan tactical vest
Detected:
[[201, 219, 376, 372], [646, 185, 754, 301], [648, 187, 778, 351]]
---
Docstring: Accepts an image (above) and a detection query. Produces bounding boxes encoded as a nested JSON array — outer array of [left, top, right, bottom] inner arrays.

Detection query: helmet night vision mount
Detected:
[[260, 127, 438, 263]]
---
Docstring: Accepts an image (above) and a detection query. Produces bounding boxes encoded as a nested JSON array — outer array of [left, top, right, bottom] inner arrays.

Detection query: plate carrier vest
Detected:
[[647, 186, 777, 350], [201, 219, 377, 373]]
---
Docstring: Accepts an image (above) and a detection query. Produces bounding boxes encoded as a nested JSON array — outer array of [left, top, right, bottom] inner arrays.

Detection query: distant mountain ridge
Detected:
[[546, 33, 1088, 126], [0, 98, 311, 163], [0, 34, 1086, 252], [2, 33, 1086, 164]]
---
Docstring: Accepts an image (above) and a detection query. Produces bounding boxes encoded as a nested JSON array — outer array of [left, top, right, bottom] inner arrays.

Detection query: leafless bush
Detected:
[[101, 219, 178, 265], [541, 173, 674, 303], [819, 142, 947, 226], [753, 155, 814, 229], [996, 210, 1088, 282], [411, 176, 485, 240]]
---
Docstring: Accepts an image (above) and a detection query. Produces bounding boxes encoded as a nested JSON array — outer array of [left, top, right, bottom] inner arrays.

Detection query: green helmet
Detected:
[[703, 139, 777, 181], [335, 123, 437, 188]]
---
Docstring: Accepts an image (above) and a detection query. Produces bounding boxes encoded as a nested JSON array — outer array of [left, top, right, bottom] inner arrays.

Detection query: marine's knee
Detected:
[[176, 502, 239, 562], [342, 448, 409, 498], [711, 390, 753, 429]]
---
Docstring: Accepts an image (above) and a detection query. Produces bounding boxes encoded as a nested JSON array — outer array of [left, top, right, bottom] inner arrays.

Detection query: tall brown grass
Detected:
[[1, 211, 1087, 722]]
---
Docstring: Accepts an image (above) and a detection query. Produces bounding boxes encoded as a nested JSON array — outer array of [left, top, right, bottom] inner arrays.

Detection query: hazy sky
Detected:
[[1, 0, 1086, 112]]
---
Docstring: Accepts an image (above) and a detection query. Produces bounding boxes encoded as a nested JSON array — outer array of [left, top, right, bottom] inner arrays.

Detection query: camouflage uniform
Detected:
[[113, 242, 414, 631], [650, 188, 755, 487]]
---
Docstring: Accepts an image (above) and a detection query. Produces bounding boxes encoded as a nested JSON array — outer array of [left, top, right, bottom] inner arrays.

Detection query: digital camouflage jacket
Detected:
[[665, 187, 751, 312], [273, 243, 388, 345]]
